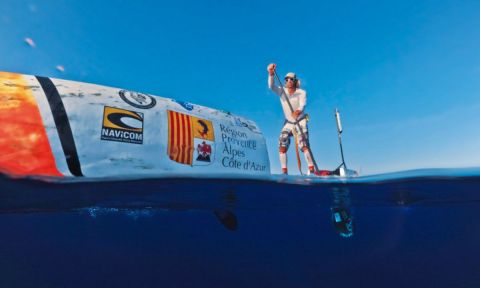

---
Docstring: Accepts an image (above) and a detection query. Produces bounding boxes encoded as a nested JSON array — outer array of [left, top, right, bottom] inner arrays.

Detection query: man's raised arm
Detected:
[[267, 63, 283, 96]]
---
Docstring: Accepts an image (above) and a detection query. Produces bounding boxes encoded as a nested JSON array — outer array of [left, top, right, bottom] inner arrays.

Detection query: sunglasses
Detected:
[[285, 77, 296, 82]]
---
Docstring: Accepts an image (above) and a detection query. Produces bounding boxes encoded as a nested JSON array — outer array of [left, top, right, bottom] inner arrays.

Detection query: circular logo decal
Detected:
[[119, 90, 157, 109]]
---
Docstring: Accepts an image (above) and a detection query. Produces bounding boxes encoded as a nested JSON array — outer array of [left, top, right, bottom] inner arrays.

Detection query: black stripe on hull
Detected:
[[36, 76, 83, 177]]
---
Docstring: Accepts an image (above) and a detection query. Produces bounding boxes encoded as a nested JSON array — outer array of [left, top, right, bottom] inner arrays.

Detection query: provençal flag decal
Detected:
[[167, 110, 215, 165]]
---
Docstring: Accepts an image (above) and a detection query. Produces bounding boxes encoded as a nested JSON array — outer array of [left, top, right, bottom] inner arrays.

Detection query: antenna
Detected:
[[335, 108, 342, 134], [335, 108, 346, 176]]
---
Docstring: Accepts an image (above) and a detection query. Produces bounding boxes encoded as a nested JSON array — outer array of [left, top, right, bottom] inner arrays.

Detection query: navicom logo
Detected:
[[101, 106, 144, 144]]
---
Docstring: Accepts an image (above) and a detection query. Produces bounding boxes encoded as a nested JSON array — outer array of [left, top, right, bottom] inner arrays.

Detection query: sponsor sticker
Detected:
[[233, 117, 261, 134], [119, 89, 156, 109], [196, 141, 212, 162], [101, 106, 144, 144], [171, 99, 194, 111], [167, 110, 215, 165]]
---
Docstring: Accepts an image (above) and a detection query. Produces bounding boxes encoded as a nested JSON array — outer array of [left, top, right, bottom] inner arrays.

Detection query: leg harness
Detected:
[[281, 115, 310, 151]]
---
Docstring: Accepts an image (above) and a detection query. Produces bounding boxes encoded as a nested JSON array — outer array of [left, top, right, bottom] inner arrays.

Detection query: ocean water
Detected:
[[1, 169, 480, 287]]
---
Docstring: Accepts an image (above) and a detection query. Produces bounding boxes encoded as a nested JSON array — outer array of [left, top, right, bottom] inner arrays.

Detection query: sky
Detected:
[[1, 0, 479, 175]]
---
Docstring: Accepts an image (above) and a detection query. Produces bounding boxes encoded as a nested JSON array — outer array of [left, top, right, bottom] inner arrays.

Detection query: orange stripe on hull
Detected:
[[0, 72, 62, 176], [175, 112, 181, 163], [180, 113, 187, 164], [186, 116, 192, 165], [168, 110, 174, 159]]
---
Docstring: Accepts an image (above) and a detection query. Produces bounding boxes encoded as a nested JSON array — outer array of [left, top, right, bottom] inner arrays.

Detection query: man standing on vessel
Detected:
[[267, 63, 315, 175]]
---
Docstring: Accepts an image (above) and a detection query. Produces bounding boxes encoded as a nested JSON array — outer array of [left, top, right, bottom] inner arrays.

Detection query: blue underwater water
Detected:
[[1, 169, 480, 287]]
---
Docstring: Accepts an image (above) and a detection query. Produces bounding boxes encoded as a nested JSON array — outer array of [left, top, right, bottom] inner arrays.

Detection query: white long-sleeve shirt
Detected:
[[268, 75, 307, 122]]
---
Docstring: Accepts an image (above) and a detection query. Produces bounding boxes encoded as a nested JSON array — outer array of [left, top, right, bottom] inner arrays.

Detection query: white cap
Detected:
[[285, 72, 297, 79]]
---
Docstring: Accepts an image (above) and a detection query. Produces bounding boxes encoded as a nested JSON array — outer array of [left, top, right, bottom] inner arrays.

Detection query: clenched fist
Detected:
[[267, 63, 276, 76]]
